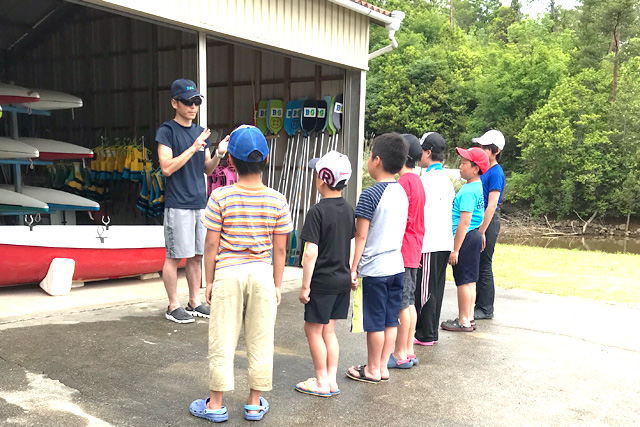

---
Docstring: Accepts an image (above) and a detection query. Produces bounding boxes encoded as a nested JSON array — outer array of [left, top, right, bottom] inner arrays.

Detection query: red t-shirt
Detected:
[[398, 172, 426, 268]]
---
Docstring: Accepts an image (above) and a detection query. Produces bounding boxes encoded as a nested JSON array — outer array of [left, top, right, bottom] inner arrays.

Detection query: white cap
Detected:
[[308, 150, 352, 187], [472, 129, 505, 150]]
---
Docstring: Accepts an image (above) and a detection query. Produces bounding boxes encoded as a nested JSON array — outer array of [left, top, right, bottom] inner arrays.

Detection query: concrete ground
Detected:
[[0, 269, 639, 427]]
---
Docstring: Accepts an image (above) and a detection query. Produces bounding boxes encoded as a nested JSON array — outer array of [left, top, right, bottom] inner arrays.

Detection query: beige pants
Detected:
[[208, 262, 277, 392]]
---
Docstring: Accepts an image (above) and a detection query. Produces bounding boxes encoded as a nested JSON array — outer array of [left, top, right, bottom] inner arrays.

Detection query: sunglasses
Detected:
[[175, 97, 202, 107]]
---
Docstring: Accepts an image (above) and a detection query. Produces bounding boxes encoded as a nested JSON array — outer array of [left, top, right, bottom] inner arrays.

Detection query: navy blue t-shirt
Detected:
[[156, 120, 211, 209], [480, 164, 505, 209]]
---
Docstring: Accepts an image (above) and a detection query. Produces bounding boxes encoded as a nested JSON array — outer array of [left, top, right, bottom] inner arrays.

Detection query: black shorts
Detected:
[[304, 290, 350, 324], [401, 268, 417, 309], [452, 228, 482, 286]]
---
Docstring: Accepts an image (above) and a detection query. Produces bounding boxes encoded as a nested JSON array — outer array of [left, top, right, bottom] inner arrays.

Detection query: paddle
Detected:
[[309, 99, 327, 210], [332, 94, 343, 151], [278, 100, 295, 193], [267, 99, 284, 188], [287, 99, 316, 265], [284, 99, 304, 263]]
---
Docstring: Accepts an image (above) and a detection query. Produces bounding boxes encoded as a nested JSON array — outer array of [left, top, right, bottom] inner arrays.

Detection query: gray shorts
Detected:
[[401, 267, 418, 309], [164, 208, 206, 259]]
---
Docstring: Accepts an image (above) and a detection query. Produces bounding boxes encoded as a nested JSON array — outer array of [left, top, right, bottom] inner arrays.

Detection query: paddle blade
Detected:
[[267, 99, 284, 134], [256, 100, 269, 135], [284, 100, 296, 136], [315, 100, 328, 133], [301, 100, 317, 136], [332, 94, 343, 132]]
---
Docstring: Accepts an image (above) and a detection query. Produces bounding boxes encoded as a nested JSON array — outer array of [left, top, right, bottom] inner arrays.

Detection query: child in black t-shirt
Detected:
[[295, 150, 355, 397]]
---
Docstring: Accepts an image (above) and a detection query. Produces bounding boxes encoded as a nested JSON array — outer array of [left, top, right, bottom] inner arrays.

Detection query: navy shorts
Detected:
[[304, 290, 350, 324], [452, 228, 482, 286], [361, 273, 404, 332]]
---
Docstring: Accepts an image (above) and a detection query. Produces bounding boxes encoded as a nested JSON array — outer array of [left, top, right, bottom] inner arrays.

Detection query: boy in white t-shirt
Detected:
[[414, 132, 455, 346]]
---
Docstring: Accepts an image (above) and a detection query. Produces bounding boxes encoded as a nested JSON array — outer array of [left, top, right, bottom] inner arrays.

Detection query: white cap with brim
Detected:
[[308, 150, 352, 187], [472, 129, 505, 150]]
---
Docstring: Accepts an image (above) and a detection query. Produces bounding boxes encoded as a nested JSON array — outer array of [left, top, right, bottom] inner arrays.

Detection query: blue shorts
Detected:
[[452, 228, 482, 286], [360, 273, 404, 332]]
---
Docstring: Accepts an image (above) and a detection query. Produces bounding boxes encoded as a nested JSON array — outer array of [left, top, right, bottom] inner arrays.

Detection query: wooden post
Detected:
[[197, 32, 207, 128]]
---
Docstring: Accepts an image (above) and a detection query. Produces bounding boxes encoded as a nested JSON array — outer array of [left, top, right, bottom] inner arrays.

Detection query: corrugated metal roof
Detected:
[[348, 0, 391, 17]]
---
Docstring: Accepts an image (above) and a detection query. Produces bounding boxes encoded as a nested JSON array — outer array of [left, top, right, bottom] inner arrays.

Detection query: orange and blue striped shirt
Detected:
[[202, 184, 293, 269]]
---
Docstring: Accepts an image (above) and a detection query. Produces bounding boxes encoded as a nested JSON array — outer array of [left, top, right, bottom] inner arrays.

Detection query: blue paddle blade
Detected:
[[290, 99, 304, 134], [284, 100, 296, 136]]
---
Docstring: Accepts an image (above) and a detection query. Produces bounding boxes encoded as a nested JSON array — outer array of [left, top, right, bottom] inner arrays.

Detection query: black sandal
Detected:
[[441, 318, 473, 332], [346, 365, 380, 384]]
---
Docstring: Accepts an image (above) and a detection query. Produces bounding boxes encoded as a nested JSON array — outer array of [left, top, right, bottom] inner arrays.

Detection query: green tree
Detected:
[[512, 67, 614, 216], [610, 57, 640, 223]]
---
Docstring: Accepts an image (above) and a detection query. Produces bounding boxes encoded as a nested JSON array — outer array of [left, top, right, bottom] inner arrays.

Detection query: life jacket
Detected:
[[207, 164, 237, 195]]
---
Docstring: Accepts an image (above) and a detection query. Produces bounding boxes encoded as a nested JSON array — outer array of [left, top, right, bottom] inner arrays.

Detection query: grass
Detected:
[[446, 244, 640, 305]]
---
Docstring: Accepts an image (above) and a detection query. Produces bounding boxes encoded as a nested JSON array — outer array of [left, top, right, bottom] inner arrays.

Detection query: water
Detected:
[[499, 235, 640, 255]]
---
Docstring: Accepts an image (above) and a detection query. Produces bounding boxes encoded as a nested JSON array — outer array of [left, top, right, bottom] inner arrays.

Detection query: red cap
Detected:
[[455, 147, 489, 174]]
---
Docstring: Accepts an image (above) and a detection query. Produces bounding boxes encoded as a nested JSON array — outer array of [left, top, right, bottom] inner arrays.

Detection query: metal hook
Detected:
[[35, 213, 41, 223], [29, 158, 34, 170], [102, 215, 111, 230], [96, 225, 107, 243], [88, 211, 94, 221], [24, 214, 35, 231]]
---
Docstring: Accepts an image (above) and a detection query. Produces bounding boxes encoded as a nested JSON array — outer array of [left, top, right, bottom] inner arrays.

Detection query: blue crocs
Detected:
[[244, 396, 269, 421], [388, 353, 413, 369], [189, 398, 229, 423]]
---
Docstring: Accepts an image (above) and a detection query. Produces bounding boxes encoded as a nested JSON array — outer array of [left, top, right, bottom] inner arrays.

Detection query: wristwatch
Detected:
[[215, 149, 226, 159]]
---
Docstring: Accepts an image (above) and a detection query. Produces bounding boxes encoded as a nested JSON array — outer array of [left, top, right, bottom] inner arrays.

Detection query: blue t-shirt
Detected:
[[481, 164, 505, 209], [355, 182, 408, 277], [452, 181, 484, 236], [156, 120, 210, 209]]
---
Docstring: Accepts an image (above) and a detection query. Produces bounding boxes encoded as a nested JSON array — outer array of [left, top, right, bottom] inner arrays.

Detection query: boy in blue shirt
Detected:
[[441, 147, 489, 332], [472, 130, 506, 320], [347, 133, 409, 383]]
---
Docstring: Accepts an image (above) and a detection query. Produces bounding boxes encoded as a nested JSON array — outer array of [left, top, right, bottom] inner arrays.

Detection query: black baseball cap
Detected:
[[420, 132, 446, 153], [170, 78, 202, 100], [401, 134, 422, 162]]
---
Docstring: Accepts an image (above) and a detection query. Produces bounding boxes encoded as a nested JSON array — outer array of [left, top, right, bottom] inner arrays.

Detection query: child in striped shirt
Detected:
[[190, 125, 292, 423]]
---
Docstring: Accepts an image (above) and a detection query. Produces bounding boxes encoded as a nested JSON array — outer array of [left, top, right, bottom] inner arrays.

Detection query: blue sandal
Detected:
[[387, 354, 413, 369], [189, 398, 229, 423], [244, 396, 269, 421]]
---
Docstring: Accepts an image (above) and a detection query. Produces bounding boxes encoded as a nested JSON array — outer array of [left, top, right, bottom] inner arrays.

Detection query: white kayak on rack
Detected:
[[0, 187, 49, 214], [0, 137, 39, 159], [0, 185, 99, 212], [19, 137, 93, 160], [20, 89, 82, 110], [0, 83, 40, 105]]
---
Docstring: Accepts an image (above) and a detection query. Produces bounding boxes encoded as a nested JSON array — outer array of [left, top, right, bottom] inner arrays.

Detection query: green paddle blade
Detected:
[[256, 100, 269, 135], [327, 97, 336, 135], [267, 99, 284, 134]]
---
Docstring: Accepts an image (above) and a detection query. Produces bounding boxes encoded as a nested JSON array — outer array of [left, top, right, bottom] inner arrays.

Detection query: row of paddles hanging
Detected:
[[253, 94, 343, 265]]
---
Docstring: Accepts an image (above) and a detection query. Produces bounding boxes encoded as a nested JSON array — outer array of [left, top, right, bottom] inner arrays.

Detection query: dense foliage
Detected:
[[365, 0, 640, 218]]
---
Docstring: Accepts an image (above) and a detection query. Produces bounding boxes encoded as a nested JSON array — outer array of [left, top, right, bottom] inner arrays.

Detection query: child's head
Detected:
[[455, 147, 489, 180], [472, 129, 504, 163], [419, 132, 446, 167], [368, 133, 408, 178], [308, 150, 352, 193], [227, 125, 269, 175], [400, 134, 423, 169]]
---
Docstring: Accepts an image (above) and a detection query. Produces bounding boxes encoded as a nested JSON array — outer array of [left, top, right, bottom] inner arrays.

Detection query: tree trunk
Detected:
[[612, 29, 620, 101], [450, 0, 453, 30], [626, 212, 631, 232]]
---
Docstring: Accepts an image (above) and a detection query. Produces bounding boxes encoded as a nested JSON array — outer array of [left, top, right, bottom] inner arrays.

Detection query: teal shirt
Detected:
[[452, 181, 484, 237]]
